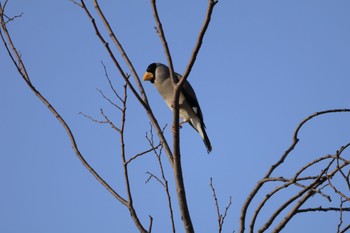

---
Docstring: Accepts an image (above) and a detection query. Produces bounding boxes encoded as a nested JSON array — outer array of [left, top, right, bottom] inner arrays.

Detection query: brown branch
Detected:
[[328, 175, 350, 202], [149, 0, 176, 84], [148, 0, 179, 180], [0, 2, 128, 207], [340, 224, 350, 233], [100, 61, 124, 103], [77, 1, 140, 105], [125, 145, 161, 165], [149, 1, 218, 233], [240, 109, 350, 233], [79, 108, 122, 133], [210, 178, 232, 233], [271, 158, 349, 233], [90, 0, 174, 168], [115, 82, 148, 233], [210, 178, 221, 232], [148, 215, 153, 233], [84, 65, 151, 232], [296, 206, 350, 213], [0, 4, 30, 83], [145, 124, 176, 233], [336, 143, 350, 191], [1, 9, 147, 229], [97, 88, 123, 111], [145, 171, 165, 187], [78, 0, 174, 167], [267, 173, 329, 233], [171, 3, 218, 231], [179, 0, 218, 85], [249, 173, 332, 233], [79, 111, 109, 124], [92, 0, 148, 104]]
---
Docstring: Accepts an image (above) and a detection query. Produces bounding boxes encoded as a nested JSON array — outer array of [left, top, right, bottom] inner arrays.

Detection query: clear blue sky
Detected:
[[1, 1, 350, 232]]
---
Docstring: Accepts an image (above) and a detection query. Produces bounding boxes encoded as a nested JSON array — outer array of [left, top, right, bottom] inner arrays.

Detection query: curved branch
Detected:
[[0, 5, 127, 206], [240, 109, 350, 233], [180, 0, 218, 85], [79, 0, 174, 166]]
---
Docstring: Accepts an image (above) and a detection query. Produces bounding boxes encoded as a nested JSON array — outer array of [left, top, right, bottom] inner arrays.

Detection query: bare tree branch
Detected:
[[179, 0, 218, 85], [101, 61, 125, 103], [0, 1, 128, 208], [296, 206, 350, 213], [149, 0, 175, 82], [240, 109, 350, 233], [3, 1, 349, 233], [125, 145, 161, 166], [1, 7, 150, 228], [114, 82, 149, 233], [145, 124, 176, 233], [340, 224, 350, 233], [77, 0, 174, 168], [210, 178, 232, 233], [149, 1, 218, 232], [148, 215, 153, 233]]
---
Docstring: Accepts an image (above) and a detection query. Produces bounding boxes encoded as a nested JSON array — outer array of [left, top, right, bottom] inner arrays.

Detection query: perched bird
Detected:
[[143, 63, 212, 153]]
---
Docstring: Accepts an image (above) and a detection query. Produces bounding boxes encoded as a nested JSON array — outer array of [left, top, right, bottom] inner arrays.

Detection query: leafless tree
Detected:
[[1, 0, 349, 232]]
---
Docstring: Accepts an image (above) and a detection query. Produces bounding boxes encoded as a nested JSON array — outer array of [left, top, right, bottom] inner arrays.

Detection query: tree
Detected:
[[1, 1, 349, 232]]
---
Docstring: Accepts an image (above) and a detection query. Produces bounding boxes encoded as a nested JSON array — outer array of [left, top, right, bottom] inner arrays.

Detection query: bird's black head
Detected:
[[146, 63, 157, 73], [143, 63, 158, 83]]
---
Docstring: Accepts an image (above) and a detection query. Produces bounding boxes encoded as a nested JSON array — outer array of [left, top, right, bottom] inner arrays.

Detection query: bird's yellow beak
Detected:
[[143, 72, 154, 81]]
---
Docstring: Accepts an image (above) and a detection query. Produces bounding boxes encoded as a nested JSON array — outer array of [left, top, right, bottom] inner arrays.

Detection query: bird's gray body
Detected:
[[153, 64, 195, 121], [144, 63, 212, 153]]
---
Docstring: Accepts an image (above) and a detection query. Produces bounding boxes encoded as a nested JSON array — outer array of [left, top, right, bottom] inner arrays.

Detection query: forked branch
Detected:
[[78, 0, 174, 167], [0, 0, 128, 211], [149, 1, 218, 233], [210, 178, 232, 233], [240, 109, 350, 233]]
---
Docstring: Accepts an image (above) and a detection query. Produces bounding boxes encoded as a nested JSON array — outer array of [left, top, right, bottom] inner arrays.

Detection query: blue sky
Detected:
[[1, 0, 350, 232]]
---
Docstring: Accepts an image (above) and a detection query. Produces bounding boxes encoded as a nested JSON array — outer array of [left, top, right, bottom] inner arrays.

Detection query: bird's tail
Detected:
[[198, 124, 212, 153]]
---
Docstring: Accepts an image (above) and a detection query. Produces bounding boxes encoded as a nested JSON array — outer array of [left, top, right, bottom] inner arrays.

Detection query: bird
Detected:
[[143, 63, 212, 153]]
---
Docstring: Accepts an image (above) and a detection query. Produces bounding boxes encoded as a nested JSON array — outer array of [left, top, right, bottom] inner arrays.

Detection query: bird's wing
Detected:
[[176, 73, 205, 126]]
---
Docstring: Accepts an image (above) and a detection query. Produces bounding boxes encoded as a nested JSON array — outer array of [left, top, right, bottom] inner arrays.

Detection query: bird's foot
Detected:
[[171, 125, 182, 133], [179, 119, 189, 125], [171, 121, 188, 133], [170, 103, 184, 109]]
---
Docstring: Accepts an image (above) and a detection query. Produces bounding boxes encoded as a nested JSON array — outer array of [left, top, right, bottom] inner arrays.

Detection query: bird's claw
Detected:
[[171, 124, 183, 133], [171, 103, 184, 109]]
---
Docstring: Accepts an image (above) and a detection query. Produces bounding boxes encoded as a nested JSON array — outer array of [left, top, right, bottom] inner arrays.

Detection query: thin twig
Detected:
[[125, 145, 161, 165], [296, 206, 350, 213], [210, 178, 221, 232], [79, 111, 108, 124], [148, 215, 153, 233], [328, 176, 350, 202], [149, 0, 176, 84], [146, 124, 176, 233], [340, 224, 350, 233], [210, 178, 233, 233], [97, 88, 123, 111], [100, 60, 124, 103], [100, 108, 121, 132], [180, 0, 218, 85], [271, 158, 349, 233], [336, 143, 350, 190]]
